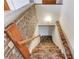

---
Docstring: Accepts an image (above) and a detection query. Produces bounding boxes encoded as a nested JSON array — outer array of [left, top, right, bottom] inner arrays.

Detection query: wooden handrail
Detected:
[[18, 35, 40, 45], [56, 21, 73, 59]]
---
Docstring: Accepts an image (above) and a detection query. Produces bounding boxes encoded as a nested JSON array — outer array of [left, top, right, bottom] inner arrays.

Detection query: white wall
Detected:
[[4, 4, 33, 27], [52, 25, 67, 59], [6, 0, 30, 10], [29, 36, 40, 53], [38, 26, 54, 36], [60, 0, 74, 54], [35, 5, 62, 25], [29, 24, 40, 53], [34, 0, 42, 3], [56, 0, 63, 4]]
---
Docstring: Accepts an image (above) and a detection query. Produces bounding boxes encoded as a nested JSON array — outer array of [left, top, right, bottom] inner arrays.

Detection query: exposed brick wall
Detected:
[[4, 5, 38, 59]]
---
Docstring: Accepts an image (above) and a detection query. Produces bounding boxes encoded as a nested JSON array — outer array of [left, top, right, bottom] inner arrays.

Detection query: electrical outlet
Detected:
[[8, 41, 14, 49]]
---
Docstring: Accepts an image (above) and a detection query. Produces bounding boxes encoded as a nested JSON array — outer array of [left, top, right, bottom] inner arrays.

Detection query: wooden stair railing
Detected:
[[56, 21, 73, 59], [18, 35, 41, 45], [5, 23, 31, 59]]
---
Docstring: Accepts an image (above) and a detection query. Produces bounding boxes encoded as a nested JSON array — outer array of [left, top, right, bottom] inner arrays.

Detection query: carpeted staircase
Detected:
[[31, 36, 65, 59]]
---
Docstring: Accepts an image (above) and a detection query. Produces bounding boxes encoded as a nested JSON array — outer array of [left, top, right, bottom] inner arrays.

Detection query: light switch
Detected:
[[8, 41, 14, 49]]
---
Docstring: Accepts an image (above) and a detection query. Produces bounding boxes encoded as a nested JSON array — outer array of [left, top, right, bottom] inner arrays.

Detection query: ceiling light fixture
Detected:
[[44, 16, 52, 22]]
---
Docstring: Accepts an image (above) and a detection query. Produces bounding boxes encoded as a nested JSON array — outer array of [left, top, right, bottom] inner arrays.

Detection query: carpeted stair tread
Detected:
[[31, 36, 65, 59]]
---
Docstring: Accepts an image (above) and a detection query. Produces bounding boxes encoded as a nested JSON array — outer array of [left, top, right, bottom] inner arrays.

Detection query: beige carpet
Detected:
[[31, 36, 65, 59]]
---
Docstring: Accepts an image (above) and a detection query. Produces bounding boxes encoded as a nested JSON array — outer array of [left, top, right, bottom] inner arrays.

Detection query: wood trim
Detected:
[[43, 0, 56, 4], [4, 0, 10, 10]]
